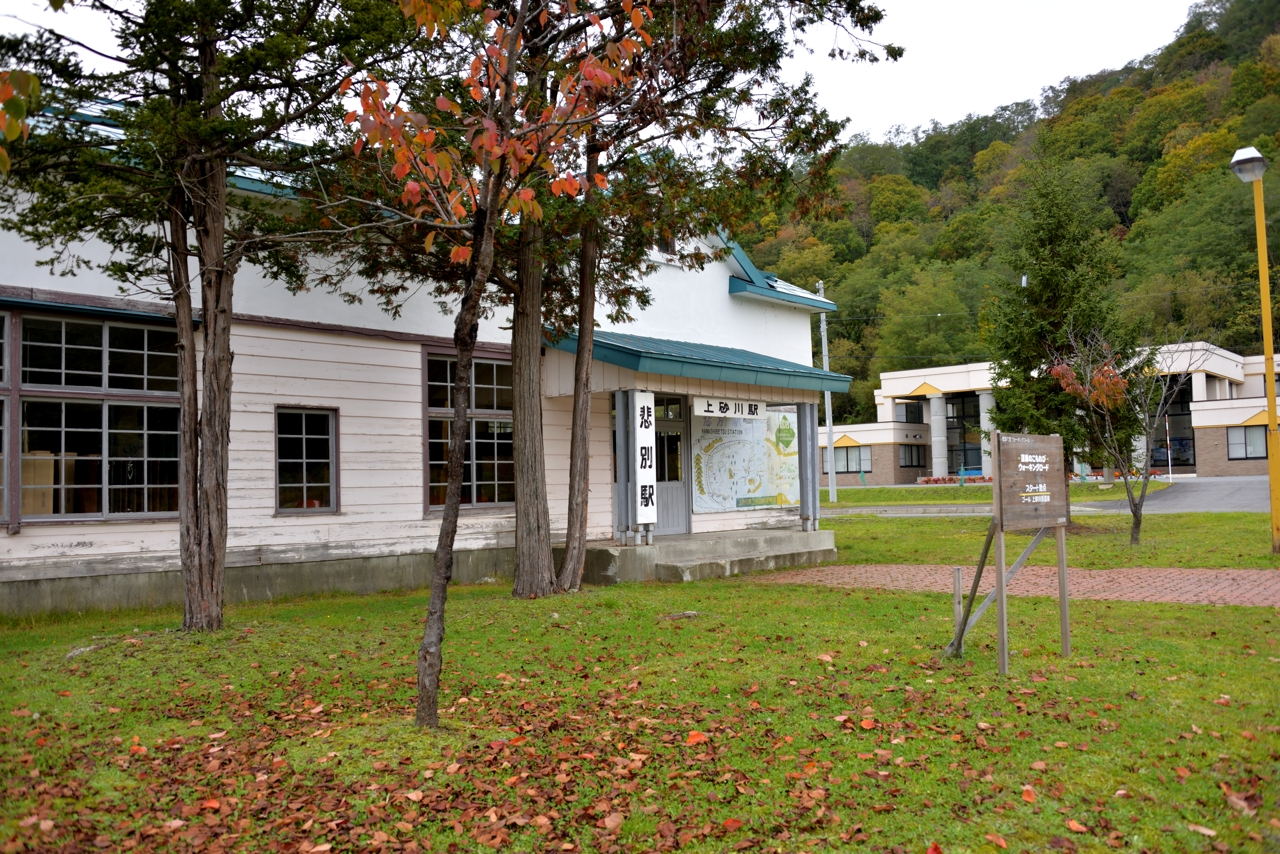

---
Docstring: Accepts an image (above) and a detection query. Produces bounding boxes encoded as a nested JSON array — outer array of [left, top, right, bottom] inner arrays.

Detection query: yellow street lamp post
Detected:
[[1231, 146, 1280, 554]]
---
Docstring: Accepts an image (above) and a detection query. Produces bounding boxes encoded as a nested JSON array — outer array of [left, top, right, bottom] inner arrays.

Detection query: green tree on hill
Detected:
[[986, 155, 1129, 465]]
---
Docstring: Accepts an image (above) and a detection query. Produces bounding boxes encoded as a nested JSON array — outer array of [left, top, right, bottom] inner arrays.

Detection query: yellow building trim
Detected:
[[833, 435, 859, 447], [906, 382, 943, 396], [1241, 410, 1270, 426]]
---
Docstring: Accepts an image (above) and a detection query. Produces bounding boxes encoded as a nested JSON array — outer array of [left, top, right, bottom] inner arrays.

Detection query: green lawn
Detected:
[[826, 511, 1280, 570], [2, 582, 1277, 853], [822, 481, 1169, 508]]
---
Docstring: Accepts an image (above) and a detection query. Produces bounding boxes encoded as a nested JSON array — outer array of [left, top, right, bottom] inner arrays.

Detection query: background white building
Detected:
[[821, 343, 1277, 485]]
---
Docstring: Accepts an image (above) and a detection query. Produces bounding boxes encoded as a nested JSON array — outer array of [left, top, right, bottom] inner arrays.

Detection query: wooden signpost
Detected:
[[946, 431, 1071, 674]]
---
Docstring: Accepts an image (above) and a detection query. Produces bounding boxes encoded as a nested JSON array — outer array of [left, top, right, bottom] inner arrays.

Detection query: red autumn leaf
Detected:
[[927, 843, 943, 854], [859, 719, 875, 730], [1022, 786, 1036, 803], [985, 833, 1007, 849], [686, 730, 709, 745], [1067, 819, 1088, 833], [722, 818, 743, 831]]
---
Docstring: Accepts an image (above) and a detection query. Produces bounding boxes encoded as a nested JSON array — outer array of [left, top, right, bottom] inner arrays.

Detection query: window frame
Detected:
[[1227, 425, 1267, 460], [899, 443, 927, 468], [6, 309, 183, 527], [274, 405, 341, 516], [421, 349, 515, 511]]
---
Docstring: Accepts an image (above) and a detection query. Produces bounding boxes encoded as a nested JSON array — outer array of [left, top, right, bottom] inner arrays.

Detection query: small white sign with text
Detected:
[[692, 397, 768, 420], [633, 391, 657, 525]]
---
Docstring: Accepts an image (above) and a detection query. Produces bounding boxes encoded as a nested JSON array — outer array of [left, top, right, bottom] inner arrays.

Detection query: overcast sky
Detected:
[[7, 0, 1195, 142], [785, 0, 1195, 140]]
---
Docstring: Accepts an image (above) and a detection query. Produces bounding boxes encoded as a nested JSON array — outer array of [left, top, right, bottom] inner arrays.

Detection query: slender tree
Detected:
[[0, 0, 425, 631], [986, 154, 1124, 489], [1051, 332, 1206, 544], [343, 0, 652, 720]]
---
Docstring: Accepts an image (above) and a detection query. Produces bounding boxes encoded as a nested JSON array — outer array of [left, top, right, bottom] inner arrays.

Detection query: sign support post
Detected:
[[986, 430, 1072, 675], [1056, 525, 1070, 657]]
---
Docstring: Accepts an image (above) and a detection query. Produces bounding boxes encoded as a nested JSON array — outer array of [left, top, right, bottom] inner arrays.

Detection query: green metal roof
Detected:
[[549, 329, 851, 392], [721, 236, 837, 314]]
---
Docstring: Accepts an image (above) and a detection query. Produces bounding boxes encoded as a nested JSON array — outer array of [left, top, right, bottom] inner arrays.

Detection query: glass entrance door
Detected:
[[654, 395, 689, 535]]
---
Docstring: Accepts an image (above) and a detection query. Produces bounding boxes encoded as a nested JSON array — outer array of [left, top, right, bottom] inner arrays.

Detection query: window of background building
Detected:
[[277, 409, 336, 512], [1227, 425, 1267, 460], [425, 356, 514, 506], [1153, 379, 1196, 467], [899, 444, 927, 468], [823, 445, 871, 474], [10, 314, 181, 521], [894, 401, 924, 423]]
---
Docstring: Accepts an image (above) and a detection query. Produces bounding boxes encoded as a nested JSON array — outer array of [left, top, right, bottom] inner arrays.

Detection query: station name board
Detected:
[[692, 397, 768, 419]]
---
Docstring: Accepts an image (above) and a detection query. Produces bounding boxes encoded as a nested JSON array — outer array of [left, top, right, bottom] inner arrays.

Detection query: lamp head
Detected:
[[1231, 146, 1269, 183]]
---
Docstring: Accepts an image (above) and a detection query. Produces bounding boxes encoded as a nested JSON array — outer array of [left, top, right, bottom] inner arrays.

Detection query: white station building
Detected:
[[821, 343, 1278, 485], [0, 224, 850, 615]]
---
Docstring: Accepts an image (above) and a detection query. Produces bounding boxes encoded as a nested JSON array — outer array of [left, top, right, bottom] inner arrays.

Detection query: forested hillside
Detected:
[[745, 0, 1280, 423]]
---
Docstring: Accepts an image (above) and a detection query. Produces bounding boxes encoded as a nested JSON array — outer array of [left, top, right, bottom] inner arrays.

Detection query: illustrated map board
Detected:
[[691, 410, 800, 513], [994, 432, 1070, 532]]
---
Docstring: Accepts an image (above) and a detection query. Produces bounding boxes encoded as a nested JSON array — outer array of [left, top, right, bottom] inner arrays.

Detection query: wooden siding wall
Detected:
[[1, 324, 517, 573], [3, 327, 813, 574], [542, 393, 615, 540]]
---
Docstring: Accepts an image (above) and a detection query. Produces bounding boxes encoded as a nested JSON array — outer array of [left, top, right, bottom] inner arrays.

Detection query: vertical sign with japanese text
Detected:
[[633, 391, 657, 525]]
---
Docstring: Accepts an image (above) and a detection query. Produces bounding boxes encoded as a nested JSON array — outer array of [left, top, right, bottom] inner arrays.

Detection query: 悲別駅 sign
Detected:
[[633, 391, 657, 525]]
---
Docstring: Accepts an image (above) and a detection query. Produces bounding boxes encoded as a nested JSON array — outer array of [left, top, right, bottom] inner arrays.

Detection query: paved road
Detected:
[[1076, 475, 1269, 514], [823, 476, 1273, 518], [758, 563, 1280, 607]]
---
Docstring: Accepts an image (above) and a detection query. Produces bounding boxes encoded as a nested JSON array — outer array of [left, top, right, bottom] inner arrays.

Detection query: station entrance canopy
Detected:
[[548, 329, 851, 392]]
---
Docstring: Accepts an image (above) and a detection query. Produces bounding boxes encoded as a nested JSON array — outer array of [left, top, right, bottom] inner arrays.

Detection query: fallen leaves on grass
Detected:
[[985, 832, 1008, 848]]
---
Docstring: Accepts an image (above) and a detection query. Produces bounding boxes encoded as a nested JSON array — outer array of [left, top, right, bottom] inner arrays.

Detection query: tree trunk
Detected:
[[1130, 509, 1143, 546], [417, 208, 494, 727], [556, 143, 600, 592], [184, 150, 236, 632], [167, 191, 206, 632], [510, 216, 557, 599], [177, 30, 236, 633]]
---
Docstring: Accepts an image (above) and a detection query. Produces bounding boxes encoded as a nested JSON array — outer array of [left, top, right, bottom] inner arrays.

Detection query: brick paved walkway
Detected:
[[756, 564, 1280, 607]]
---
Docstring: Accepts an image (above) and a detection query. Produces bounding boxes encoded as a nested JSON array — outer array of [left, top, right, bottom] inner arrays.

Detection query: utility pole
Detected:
[[819, 281, 837, 502]]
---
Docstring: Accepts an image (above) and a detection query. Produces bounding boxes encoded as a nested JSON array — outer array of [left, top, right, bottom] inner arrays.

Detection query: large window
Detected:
[[276, 409, 336, 512], [425, 356, 514, 506], [1227, 425, 1267, 460], [946, 394, 983, 474], [899, 444, 927, 468], [3, 312, 181, 523], [894, 401, 924, 423], [823, 445, 871, 474], [1153, 381, 1195, 467]]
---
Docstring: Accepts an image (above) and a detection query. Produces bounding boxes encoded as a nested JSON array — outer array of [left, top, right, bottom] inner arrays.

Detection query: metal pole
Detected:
[[995, 527, 1008, 676], [952, 566, 963, 638], [819, 281, 837, 503], [1056, 524, 1070, 658], [1165, 414, 1173, 484], [1252, 177, 1280, 554]]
